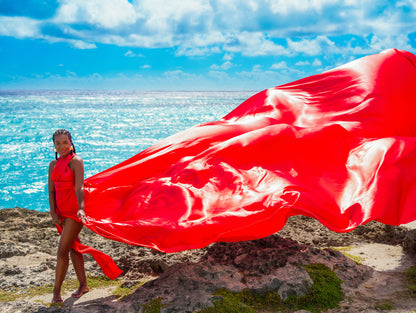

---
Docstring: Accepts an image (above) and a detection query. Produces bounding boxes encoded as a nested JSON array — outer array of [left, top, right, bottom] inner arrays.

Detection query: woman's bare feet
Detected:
[[71, 284, 90, 298]]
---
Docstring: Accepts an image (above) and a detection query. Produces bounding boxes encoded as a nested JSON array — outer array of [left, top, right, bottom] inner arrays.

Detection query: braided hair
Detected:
[[52, 129, 76, 160]]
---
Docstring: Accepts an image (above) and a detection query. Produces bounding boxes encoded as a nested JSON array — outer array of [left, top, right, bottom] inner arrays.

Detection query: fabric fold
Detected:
[[82, 48, 416, 253], [56, 225, 123, 279]]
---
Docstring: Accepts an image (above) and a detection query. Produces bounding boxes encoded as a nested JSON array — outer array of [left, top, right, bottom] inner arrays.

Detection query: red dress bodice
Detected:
[[51, 153, 80, 222]]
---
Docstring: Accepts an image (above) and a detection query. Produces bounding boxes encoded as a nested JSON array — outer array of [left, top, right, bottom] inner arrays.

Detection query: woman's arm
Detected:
[[48, 160, 62, 225], [70, 156, 87, 222]]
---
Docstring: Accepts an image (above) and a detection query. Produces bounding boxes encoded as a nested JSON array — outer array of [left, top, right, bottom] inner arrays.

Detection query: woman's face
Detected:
[[54, 134, 72, 158]]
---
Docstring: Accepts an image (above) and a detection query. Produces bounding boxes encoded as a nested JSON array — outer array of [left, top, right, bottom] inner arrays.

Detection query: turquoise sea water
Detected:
[[0, 90, 254, 212]]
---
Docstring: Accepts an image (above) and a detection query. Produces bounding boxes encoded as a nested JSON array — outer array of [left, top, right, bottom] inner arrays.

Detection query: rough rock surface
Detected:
[[116, 236, 371, 313], [1, 207, 416, 313]]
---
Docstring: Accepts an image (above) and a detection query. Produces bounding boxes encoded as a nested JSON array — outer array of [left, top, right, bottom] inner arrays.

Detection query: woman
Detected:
[[48, 129, 89, 303]]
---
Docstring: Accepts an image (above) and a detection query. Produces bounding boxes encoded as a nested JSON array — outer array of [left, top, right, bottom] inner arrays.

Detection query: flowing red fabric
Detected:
[[52, 154, 123, 279], [84, 48, 416, 253]]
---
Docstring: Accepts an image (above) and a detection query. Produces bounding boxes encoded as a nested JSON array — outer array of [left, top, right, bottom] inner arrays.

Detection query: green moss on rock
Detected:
[[201, 263, 343, 313]]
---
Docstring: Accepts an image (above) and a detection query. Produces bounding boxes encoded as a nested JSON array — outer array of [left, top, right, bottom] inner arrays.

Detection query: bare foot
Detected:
[[51, 294, 63, 303], [71, 284, 90, 298]]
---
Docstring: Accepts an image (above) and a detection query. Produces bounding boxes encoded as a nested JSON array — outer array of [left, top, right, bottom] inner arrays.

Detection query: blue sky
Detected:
[[0, 0, 416, 90]]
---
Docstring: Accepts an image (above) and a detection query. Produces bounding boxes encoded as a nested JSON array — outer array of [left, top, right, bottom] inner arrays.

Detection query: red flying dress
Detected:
[[83, 48, 416, 253], [51, 153, 122, 279]]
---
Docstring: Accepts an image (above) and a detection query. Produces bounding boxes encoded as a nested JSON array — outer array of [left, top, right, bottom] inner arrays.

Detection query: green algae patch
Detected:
[[142, 297, 166, 313], [405, 265, 416, 294], [0, 275, 131, 303], [298, 263, 343, 311], [201, 263, 343, 313], [0, 284, 54, 303], [375, 299, 394, 310], [202, 288, 282, 313], [112, 281, 145, 301]]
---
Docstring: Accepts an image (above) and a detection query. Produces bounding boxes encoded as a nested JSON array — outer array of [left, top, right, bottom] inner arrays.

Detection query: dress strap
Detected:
[[51, 153, 75, 181]]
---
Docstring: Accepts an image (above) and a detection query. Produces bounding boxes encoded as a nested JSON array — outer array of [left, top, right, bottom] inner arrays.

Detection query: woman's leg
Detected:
[[70, 248, 90, 297], [52, 218, 83, 303]]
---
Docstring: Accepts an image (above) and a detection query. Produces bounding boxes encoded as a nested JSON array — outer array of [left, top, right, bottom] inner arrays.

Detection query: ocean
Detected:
[[0, 90, 254, 212]]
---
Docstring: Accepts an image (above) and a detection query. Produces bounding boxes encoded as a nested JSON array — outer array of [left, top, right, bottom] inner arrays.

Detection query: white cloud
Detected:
[[252, 64, 262, 72], [288, 36, 336, 56], [185, 32, 227, 47], [312, 59, 322, 66], [133, 0, 212, 34], [174, 32, 225, 56], [176, 45, 221, 57], [162, 70, 190, 79], [125, 50, 144, 58], [210, 61, 234, 70], [207, 70, 230, 81], [175, 31, 290, 57], [96, 32, 175, 48], [42, 35, 97, 49], [368, 34, 412, 52], [54, 0, 137, 29], [267, 0, 339, 15], [65, 70, 77, 77], [396, 0, 416, 8], [141, 65, 151, 69], [224, 32, 290, 57], [91, 73, 102, 79], [0, 15, 96, 49], [271, 61, 288, 70], [235, 65, 297, 87], [223, 53, 233, 61], [0, 16, 41, 38], [295, 61, 310, 66], [71, 40, 97, 49], [2, 0, 416, 61]]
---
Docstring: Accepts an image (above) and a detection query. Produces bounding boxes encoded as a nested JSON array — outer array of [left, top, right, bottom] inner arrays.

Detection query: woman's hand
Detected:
[[77, 209, 89, 224], [50, 211, 63, 226]]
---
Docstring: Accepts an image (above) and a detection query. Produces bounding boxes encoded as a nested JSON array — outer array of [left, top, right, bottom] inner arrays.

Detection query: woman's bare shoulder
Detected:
[[72, 154, 83, 162], [48, 159, 57, 174], [70, 155, 84, 167]]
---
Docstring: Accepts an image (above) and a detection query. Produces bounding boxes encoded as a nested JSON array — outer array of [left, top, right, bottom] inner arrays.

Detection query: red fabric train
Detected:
[[83, 48, 416, 253]]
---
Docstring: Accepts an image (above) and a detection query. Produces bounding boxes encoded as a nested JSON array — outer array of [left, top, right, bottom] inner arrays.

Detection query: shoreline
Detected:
[[1, 207, 416, 312]]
